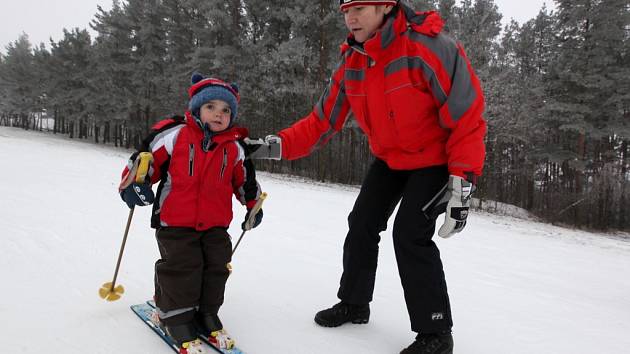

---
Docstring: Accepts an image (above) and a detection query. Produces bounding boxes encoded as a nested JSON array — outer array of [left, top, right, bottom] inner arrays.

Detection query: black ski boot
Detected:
[[165, 321, 197, 345], [195, 312, 224, 334], [314, 301, 370, 327], [400, 331, 453, 354], [194, 312, 235, 350]]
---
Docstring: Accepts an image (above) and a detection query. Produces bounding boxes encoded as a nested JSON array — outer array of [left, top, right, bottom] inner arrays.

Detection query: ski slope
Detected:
[[1, 126, 629, 354]]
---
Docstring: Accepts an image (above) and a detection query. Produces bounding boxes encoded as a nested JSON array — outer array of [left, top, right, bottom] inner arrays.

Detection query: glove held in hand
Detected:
[[120, 182, 155, 209], [243, 135, 281, 160], [241, 208, 263, 231], [437, 175, 474, 238]]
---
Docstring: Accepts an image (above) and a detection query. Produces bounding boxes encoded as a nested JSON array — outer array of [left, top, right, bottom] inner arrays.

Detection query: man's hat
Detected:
[[339, 0, 398, 11]]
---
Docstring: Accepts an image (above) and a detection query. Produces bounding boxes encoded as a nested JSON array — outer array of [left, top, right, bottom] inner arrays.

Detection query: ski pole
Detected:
[[99, 152, 153, 302], [232, 192, 267, 256], [99, 207, 134, 301]]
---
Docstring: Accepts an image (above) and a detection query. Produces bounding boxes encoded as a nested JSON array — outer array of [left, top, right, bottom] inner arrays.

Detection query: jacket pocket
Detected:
[[386, 84, 435, 152]]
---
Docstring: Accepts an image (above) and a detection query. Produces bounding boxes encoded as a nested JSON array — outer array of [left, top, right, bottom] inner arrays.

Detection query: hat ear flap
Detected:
[[191, 72, 205, 85], [230, 83, 239, 94]]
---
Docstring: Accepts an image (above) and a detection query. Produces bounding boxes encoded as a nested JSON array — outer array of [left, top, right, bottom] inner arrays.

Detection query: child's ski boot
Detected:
[[195, 312, 236, 349], [179, 339, 212, 354], [166, 321, 212, 354], [208, 329, 235, 350]]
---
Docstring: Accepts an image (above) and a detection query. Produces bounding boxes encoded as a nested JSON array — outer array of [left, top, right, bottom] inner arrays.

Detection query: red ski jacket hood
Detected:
[[341, 9, 445, 54]]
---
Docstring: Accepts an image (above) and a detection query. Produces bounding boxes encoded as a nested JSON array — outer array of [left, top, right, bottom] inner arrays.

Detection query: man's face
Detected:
[[342, 5, 392, 43], [199, 100, 231, 132]]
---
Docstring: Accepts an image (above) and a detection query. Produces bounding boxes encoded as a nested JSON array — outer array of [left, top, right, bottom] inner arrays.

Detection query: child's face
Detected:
[[342, 5, 392, 43], [199, 100, 231, 132]]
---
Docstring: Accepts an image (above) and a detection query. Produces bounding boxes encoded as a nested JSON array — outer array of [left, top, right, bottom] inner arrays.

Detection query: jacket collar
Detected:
[[341, 3, 444, 59], [184, 111, 248, 144]]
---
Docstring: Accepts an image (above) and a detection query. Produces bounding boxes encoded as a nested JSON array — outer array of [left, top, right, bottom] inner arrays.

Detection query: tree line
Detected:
[[0, 0, 628, 231]]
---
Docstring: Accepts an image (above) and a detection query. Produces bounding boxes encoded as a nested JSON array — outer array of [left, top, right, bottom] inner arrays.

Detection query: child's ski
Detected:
[[131, 301, 245, 354]]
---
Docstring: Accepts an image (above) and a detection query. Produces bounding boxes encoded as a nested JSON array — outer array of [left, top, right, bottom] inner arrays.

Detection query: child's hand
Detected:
[[120, 182, 154, 209], [241, 208, 263, 231]]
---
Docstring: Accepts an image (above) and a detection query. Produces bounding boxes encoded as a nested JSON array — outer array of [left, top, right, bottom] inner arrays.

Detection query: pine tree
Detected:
[[160, 0, 198, 112], [186, 0, 245, 78], [537, 0, 630, 228], [90, 1, 137, 145], [0, 34, 38, 129], [238, 0, 294, 131], [47, 28, 94, 138], [123, 0, 170, 136], [436, 0, 456, 32], [31, 43, 52, 131], [405, 0, 436, 12], [451, 0, 502, 69], [0, 55, 7, 124]]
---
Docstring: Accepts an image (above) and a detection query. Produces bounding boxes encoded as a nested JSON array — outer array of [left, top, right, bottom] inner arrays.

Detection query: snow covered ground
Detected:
[[1, 126, 629, 354]]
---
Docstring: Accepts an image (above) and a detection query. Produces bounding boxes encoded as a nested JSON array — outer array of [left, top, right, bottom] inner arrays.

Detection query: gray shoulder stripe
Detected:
[[345, 69, 365, 81], [381, 15, 397, 49], [315, 84, 330, 120], [384, 56, 447, 105], [329, 80, 347, 128], [313, 80, 347, 148], [405, 31, 458, 79], [149, 124, 184, 153], [316, 128, 337, 150], [316, 58, 347, 119], [404, 31, 477, 121], [446, 52, 477, 122]]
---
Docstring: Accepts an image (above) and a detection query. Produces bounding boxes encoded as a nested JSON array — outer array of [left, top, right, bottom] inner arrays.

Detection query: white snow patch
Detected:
[[1, 126, 629, 354]]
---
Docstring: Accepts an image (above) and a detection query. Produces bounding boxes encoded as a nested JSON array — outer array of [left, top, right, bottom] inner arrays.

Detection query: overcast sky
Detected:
[[1, 0, 555, 54]]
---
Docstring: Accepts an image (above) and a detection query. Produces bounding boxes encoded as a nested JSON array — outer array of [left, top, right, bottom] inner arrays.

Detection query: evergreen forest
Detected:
[[1, 0, 628, 231]]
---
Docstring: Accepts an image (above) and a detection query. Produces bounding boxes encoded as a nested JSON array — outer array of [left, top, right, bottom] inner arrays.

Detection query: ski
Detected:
[[131, 300, 245, 354]]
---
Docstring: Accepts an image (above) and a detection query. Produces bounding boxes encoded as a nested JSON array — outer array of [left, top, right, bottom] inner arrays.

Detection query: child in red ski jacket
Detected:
[[119, 73, 263, 353]]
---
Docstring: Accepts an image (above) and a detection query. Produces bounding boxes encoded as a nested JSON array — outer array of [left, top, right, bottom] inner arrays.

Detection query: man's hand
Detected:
[[242, 135, 282, 160], [437, 175, 474, 238]]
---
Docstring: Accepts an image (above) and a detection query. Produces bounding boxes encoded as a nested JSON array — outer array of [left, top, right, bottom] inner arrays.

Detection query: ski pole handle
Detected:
[[243, 192, 267, 231], [119, 152, 154, 190], [233, 192, 268, 255], [135, 152, 153, 183]]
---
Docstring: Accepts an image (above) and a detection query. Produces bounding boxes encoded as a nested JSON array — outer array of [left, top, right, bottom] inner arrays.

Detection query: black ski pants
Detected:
[[154, 227, 232, 325], [337, 159, 452, 333]]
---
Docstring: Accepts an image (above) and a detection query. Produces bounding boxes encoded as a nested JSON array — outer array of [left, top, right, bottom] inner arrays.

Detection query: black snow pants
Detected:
[[154, 227, 232, 325], [337, 159, 453, 333]]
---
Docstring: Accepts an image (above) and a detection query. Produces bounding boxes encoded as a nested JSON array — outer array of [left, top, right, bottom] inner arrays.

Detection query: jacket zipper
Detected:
[[220, 148, 228, 180], [189, 144, 195, 176]]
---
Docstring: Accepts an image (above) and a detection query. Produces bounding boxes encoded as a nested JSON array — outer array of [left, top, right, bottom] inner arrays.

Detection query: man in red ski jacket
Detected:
[[246, 1, 486, 353], [119, 74, 263, 353]]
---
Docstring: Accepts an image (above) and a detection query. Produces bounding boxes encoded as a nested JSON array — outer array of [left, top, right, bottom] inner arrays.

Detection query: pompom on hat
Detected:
[[339, 0, 398, 11], [188, 73, 240, 124]]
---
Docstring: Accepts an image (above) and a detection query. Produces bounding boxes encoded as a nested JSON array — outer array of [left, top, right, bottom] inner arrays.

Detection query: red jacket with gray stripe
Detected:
[[278, 3, 486, 178], [121, 112, 261, 231]]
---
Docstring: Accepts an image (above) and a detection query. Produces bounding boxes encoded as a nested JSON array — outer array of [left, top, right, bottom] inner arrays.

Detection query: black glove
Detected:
[[241, 208, 263, 231], [242, 136, 282, 160], [120, 182, 154, 209]]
